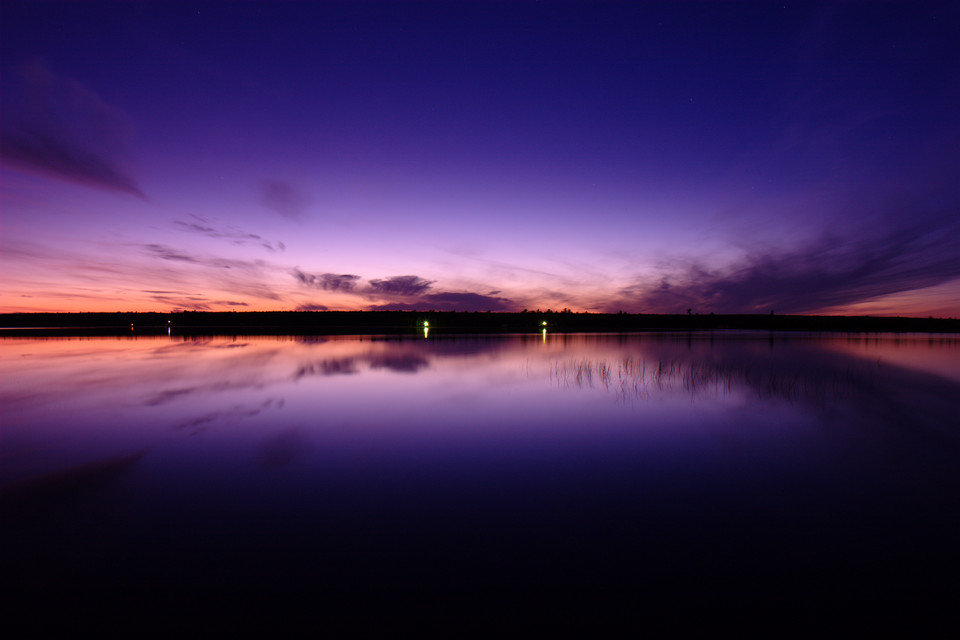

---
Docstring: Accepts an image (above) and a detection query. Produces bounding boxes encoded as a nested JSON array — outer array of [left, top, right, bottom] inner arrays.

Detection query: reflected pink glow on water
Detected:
[[0, 335, 699, 479], [818, 332, 960, 382], [2, 332, 958, 482], [2, 332, 959, 630]]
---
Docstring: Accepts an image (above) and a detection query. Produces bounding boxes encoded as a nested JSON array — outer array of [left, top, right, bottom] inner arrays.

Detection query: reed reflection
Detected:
[[552, 355, 870, 404]]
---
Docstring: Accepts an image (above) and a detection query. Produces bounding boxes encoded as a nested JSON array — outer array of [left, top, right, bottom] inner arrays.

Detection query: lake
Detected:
[[2, 332, 958, 632]]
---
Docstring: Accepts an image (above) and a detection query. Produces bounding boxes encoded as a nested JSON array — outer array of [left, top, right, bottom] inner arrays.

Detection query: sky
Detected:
[[1, 1, 957, 316]]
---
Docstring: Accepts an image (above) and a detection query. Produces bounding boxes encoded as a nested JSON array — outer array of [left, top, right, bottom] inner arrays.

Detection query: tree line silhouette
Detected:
[[1, 310, 957, 336]]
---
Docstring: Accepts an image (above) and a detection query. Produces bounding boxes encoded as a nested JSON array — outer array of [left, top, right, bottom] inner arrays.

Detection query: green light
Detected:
[[541, 321, 547, 326], [423, 321, 429, 327]]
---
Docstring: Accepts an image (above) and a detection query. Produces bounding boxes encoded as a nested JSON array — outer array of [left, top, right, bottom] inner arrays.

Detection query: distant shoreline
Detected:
[[0, 311, 957, 336]]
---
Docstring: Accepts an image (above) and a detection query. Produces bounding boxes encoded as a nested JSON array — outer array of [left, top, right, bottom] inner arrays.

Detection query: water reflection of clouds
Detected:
[[293, 358, 359, 378], [4, 334, 959, 474], [0, 449, 147, 518], [292, 352, 430, 379], [174, 397, 285, 436], [259, 427, 310, 469], [4, 334, 959, 625], [367, 353, 430, 373], [820, 333, 960, 383]]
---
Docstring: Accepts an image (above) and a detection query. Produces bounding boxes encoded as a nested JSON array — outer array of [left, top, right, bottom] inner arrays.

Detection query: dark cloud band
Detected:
[[612, 221, 960, 314], [0, 61, 144, 198]]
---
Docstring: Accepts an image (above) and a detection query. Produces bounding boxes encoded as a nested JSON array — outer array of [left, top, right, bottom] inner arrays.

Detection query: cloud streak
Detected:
[[139, 243, 283, 302], [290, 268, 515, 311], [0, 61, 144, 198], [259, 180, 311, 220], [612, 220, 960, 314], [292, 269, 361, 292], [174, 215, 285, 252], [149, 295, 250, 311], [367, 275, 434, 297]]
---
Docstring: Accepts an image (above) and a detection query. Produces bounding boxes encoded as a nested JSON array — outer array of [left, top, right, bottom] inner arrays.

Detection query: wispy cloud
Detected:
[[0, 61, 145, 198], [149, 295, 250, 310], [259, 179, 311, 220], [139, 243, 283, 302], [142, 244, 201, 263], [1, 234, 292, 312], [290, 268, 515, 311], [367, 275, 434, 296], [174, 215, 285, 252], [140, 243, 271, 272], [292, 269, 361, 292], [610, 220, 960, 314]]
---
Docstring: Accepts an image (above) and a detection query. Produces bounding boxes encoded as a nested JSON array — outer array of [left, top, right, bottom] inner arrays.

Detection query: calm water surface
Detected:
[[2, 332, 958, 629]]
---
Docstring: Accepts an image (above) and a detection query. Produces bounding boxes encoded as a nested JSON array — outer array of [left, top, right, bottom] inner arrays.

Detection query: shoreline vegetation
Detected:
[[0, 310, 957, 336]]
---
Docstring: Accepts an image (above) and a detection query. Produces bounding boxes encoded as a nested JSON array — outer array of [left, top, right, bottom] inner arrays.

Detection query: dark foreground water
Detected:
[[2, 332, 958, 633]]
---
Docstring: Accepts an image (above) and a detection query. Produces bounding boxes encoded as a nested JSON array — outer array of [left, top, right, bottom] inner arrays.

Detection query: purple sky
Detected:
[[1, 1, 957, 316]]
